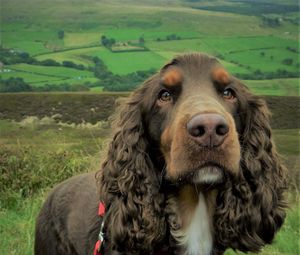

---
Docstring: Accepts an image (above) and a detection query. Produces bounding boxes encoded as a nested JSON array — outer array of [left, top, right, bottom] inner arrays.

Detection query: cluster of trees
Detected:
[[101, 35, 116, 48], [282, 58, 294, 66], [35, 58, 86, 70], [156, 34, 181, 41], [286, 46, 298, 53], [0, 77, 93, 92], [100, 69, 156, 91], [1, 48, 157, 92], [61, 61, 85, 70], [0, 55, 156, 92], [262, 16, 282, 27], [1, 48, 35, 65], [1, 47, 87, 70], [0, 77, 32, 92]]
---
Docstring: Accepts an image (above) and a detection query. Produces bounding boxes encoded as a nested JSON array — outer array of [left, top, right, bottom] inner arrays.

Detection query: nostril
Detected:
[[192, 126, 205, 137], [187, 123, 206, 137], [216, 124, 229, 136]]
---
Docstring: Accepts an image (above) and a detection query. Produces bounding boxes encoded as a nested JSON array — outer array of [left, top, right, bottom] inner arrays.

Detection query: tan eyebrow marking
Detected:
[[162, 68, 183, 86], [211, 68, 230, 85]]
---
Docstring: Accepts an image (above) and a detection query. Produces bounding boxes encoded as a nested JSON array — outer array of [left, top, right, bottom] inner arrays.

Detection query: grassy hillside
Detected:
[[1, 0, 299, 92], [0, 118, 298, 255], [246, 78, 299, 96]]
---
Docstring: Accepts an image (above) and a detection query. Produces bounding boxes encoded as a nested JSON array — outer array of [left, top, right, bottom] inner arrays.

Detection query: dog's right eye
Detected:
[[158, 90, 172, 102]]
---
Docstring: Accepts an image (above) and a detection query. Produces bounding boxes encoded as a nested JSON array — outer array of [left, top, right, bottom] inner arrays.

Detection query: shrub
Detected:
[[0, 146, 92, 208], [0, 77, 32, 92]]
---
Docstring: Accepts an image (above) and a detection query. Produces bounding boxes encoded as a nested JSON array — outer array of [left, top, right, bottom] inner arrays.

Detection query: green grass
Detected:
[[0, 70, 65, 84], [63, 32, 101, 47], [0, 193, 44, 255], [104, 28, 199, 41], [8, 64, 94, 78], [89, 86, 104, 92], [225, 204, 300, 255], [35, 46, 104, 66], [225, 48, 299, 73], [92, 48, 166, 74], [35, 51, 94, 67], [57, 46, 167, 74], [35, 46, 167, 74], [245, 78, 299, 96], [0, 119, 299, 255], [33, 35, 298, 77], [1, 64, 95, 86], [272, 129, 300, 156], [146, 36, 299, 74], [1, 25, 63, 55], [0, 119, 107, 154], [32, 77, 100, 87]]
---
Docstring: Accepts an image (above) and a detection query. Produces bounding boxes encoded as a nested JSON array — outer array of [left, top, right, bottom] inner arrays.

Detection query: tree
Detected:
[[0, 77, 32, 92], [139, 36, 145, 44], [58, 30, 65, 39], [282, 58, 293, 66], [40, 59, 61, 66], [101, 35, 116, 48]]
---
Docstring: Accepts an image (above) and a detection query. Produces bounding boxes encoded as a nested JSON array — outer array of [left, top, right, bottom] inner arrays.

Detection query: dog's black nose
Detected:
[[187, 113, 229, 147]]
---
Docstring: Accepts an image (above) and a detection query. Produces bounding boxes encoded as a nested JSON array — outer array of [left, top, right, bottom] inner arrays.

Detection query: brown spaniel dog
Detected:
[[35, 53, 287, 255]]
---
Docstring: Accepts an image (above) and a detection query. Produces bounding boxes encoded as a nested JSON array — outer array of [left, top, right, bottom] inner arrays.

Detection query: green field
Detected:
[[1, 64, 96, 86], [1, 0, 299, 92], [32, 35, 300, 76], [246, 78, 299, 96]]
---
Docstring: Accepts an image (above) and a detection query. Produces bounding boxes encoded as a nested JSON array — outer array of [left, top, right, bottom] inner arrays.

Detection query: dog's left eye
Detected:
[[158, 90, 172, 102], [222, 88, 235, 100]]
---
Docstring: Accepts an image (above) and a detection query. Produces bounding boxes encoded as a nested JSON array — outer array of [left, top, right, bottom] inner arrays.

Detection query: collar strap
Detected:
[[94, 202, 168, 255], [94, 202, 106, 255], [98, 201, 106, 217]]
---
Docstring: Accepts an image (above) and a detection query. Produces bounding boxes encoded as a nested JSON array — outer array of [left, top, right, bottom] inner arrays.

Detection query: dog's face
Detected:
[[143, 54, 246, 186]]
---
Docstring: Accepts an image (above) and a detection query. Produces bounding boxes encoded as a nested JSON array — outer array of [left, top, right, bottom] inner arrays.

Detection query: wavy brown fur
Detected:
[[214, 85, 287, 252], [35, 53, 287, 255], [96, 80, 167, 253]]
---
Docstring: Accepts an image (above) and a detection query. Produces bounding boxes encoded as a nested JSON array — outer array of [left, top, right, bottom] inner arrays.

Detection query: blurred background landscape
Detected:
[[0, 0, 299, 254]]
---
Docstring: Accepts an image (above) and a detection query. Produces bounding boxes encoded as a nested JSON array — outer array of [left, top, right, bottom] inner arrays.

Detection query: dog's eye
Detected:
[[222, 88, 235, 100], [158, 90, 172, 102]]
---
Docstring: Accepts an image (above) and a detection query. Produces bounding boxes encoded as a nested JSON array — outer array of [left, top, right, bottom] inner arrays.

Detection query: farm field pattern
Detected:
[[1, 0, 299, 93]]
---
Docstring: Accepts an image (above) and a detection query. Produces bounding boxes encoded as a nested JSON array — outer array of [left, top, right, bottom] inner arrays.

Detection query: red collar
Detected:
[[94, 202, 106, 255], [94, 202, 168, 255]]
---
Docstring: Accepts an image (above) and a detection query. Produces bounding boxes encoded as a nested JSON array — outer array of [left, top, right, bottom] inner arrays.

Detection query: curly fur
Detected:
[[97, 82, 167, 253], [213, 89, 287, 252], [35, 53, 287, 255]]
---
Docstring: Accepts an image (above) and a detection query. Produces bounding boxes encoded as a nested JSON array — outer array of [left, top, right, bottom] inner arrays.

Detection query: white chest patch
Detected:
[[177, 192, 213, 255]]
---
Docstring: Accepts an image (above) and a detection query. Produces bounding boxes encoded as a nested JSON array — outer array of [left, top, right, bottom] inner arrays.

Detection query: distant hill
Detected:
[[1, 0, 299, 92]]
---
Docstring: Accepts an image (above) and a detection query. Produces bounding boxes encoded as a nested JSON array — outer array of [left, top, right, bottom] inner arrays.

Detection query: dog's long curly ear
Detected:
[[97, 78, 166, 253], [214, 87, 287, 252]]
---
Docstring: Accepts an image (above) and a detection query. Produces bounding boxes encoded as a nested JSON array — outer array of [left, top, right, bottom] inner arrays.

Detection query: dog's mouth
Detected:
[[170, 163, 225, 188], [192, 164, 224, 185]]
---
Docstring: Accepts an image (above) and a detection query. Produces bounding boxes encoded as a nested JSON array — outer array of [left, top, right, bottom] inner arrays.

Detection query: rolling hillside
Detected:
[[1, 0, 299, 92]]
